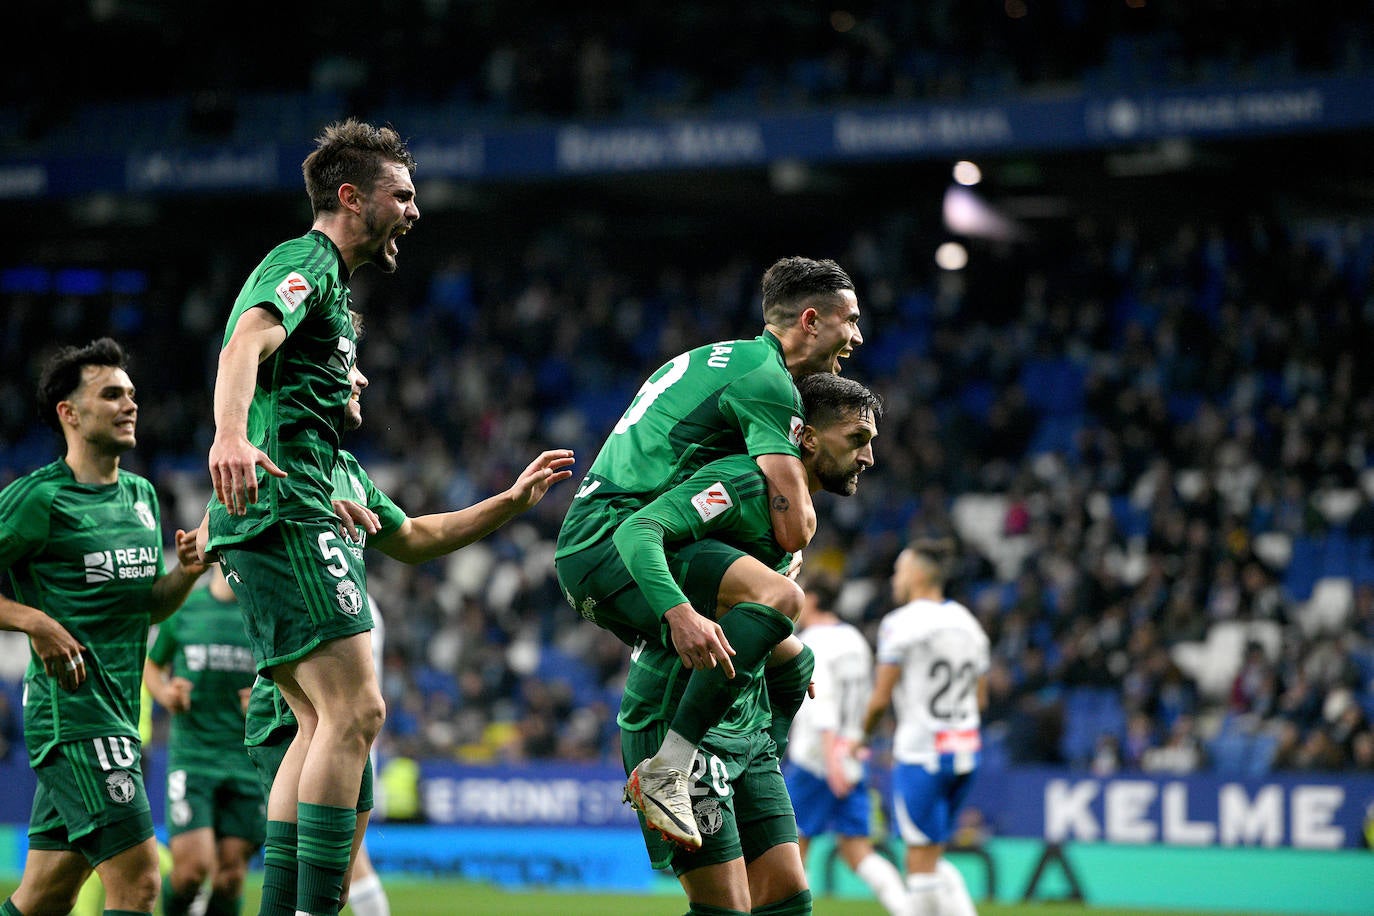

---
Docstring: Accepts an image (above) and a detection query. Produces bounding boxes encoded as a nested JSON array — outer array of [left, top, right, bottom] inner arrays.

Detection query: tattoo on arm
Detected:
[[772, 495, 790, 513]]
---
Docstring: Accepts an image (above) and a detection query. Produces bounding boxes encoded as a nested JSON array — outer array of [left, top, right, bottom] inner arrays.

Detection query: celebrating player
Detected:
[[203, 119, 419, 916], [608, 372, 880, 914], [237, 347, 573, 915], [860, 539, 989, 916], [556, 256, 864, 847], [0, 338, 207, 916]]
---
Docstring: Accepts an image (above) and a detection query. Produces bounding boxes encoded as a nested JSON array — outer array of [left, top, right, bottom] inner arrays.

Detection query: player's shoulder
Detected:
[[0, 461, 67, 514], [260, 232, 341, 278], [693, 453, 766, 487]]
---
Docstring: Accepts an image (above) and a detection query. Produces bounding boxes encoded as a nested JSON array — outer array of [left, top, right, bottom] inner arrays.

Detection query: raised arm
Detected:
[[209, 307, 288, 515], [371, 449, 573, 564]]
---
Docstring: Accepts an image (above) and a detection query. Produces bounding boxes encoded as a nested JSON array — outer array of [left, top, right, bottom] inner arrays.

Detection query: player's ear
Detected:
[[800, 307, 821, 335], [799, 424, 819, 452], [337, 182, 363, 214], [55, 398, 79, 429]]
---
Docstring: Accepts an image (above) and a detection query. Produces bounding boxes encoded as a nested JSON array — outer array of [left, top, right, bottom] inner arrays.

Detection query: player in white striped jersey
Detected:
[[784, 571, 906, 915], [860, 539, 988, 916]]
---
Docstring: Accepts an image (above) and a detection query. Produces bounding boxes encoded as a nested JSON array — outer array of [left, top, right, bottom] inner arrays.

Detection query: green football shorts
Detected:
[[218, 518, 374, 674], [27, 737, 155, 866], [245, 732, 375, 815], [621, 722, 797, 877], [557, 538, 748, 650], [165, 765, 267, 845]]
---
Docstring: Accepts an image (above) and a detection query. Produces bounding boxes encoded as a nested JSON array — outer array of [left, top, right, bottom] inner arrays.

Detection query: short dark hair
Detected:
[[799, 568, 842, 612], [760, 256, 855, 326], [303, 119, 417, 216], [797, 372, 882, 430], [908, 537, 956, 585], [36, 337, 128, 431]]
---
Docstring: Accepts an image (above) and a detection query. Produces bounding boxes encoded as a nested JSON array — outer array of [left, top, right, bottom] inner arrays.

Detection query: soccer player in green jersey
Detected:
[[555, 256, 865, 846], [220, 348, 573, 916], [0, 338, 208, 916], [143, 563, 260, 916], [204, 120, 420, 916], [615, 372, 881, 915]]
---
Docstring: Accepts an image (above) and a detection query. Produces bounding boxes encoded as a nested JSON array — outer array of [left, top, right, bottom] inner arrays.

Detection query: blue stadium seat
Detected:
[[1283, 536, 1322, 602]]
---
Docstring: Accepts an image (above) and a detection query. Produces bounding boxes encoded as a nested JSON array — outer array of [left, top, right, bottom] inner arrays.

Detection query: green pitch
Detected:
[[0, 875, 1254, 915]]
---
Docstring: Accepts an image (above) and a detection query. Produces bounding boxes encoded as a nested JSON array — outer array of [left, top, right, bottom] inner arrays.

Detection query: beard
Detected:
[[814, 454, 861, 496]]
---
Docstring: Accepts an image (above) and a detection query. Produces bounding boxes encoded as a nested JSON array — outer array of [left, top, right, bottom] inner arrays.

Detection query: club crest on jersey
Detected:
[[274, 272, 312, 313], [336, 579, 363, 616], [788, 416, 804, 446], [133, 500, 156, 530], [691, 483, 733, 522], [694, 798, 724, 836], [106, 770, 136, 804]]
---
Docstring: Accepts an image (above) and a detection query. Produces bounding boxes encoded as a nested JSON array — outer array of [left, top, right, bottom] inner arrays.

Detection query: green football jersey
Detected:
[[207, 230, 358, 550], [556, 333, 803, 559], [332, 450, 406, 565], [618, 638, 770, 737], [147, 582, 255, 772], [613, 454, 791, 617], [243, 451, 401, 748], [0, 460, 166, 765]]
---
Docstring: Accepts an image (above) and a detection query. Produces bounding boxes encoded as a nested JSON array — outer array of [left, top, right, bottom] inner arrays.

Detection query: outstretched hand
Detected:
[[209, 433, 286, 516], [508, 449, 576, 509]]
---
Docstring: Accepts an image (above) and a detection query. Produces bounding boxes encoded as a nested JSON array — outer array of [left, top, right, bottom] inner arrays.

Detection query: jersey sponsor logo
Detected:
[[690, 483, 733, 522], [934, 728, 982, 754], [84, 550, 115, 583], [184, 643, 256, 673], [694, 797, 724, 835], [336, 579, 364, 616], [788, 415, 805, 446], [274, 272, 312, 312], [105, 770, 137, 804], [84, 545, 159, 583], [133, 500, 156, 530]]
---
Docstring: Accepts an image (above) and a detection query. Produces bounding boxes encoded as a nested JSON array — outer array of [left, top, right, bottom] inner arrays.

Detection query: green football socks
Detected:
[[259, 819, 299, 916], [296, 802, 357, 916], [666, 602, 795, 746], [764, 643, 815, 760]]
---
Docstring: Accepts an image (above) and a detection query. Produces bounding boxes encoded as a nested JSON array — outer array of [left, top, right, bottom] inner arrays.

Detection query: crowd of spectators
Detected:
[[2, 189, 1373, 781], [7, 1, 1374, 152], [3, 3, 1374, 786]]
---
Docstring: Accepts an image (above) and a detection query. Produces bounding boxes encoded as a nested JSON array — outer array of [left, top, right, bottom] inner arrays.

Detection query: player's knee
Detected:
[[171, 856, 212, 887], [346, 690, 386, 744], [121, 864, 162, 911], [764, 577, 805, 622], [212, 862, 247, 896]]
